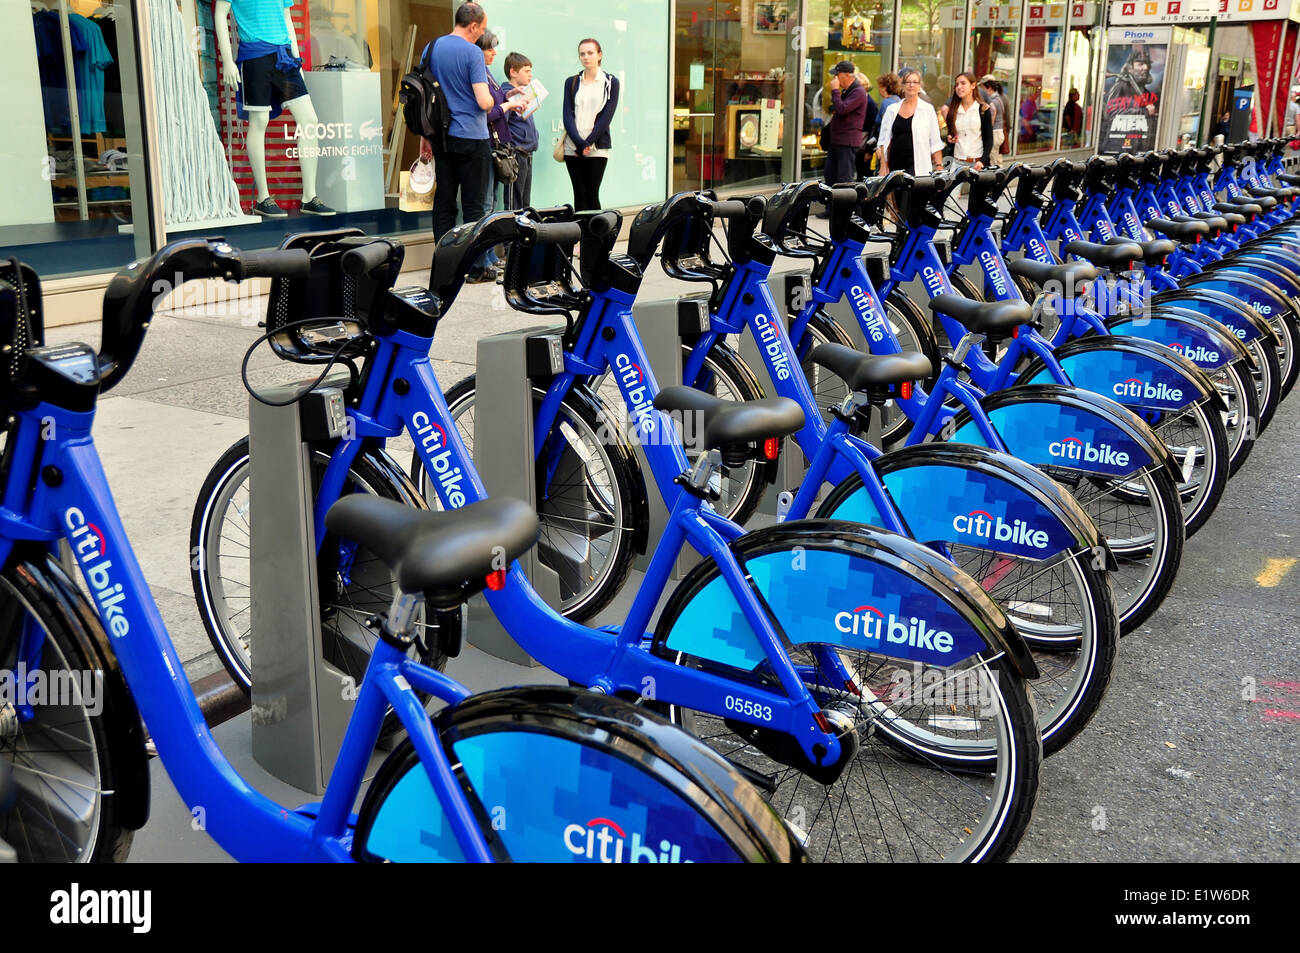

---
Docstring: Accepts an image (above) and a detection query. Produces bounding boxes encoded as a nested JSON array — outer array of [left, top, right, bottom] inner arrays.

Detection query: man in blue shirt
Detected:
[[426, 2, 501, 278]]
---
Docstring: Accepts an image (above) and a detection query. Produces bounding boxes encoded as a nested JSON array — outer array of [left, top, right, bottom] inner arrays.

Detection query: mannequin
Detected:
[[214, 0, 334, 216]]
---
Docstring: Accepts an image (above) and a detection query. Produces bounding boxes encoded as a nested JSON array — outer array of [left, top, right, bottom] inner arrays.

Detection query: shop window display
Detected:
[[1016, 4, 1066, 154], [1057, 1, 1101, 151], [799, 0, 895, 180], [2, 0, 149, 278], [969, 0, 1020, 150]]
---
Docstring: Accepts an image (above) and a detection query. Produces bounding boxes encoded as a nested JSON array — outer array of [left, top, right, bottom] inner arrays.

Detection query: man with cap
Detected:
[[825, 60, 868, 188]]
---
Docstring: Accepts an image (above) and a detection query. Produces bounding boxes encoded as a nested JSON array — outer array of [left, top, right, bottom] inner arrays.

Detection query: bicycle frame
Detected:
[[311, 292, 851, 769], [0, 401, 495, 862]]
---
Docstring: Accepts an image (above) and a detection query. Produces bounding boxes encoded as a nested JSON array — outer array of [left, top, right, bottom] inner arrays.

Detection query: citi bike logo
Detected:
[[1028, 238, 1052, 262], [65, 509, 131, 639], [1250, 301, 1272, 317], [1048, 436, 1130, 468], [1168, 341, 1220, 362], [980, 250, 1008, 297], [833, 605, 955, 653], [920, 266, 946, 297], [952, 509, 1050, 549], [412, 412, 467, 508], [1124, 211, 1141, 234], [756, 314, 792, 380], [614, 353, 658, 433], [1113, 377, 1183, 402], [849, 285, 887, 343], [563, 817, 693, 863]]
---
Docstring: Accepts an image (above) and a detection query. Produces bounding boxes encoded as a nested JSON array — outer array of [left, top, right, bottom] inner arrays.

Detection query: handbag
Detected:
[[399, 161, 435, 213], [492, 132, 520, 183], [553, 136, 567, 162]]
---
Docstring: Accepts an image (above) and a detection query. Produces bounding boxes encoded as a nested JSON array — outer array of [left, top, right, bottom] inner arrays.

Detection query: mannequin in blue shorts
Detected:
[[215, 0, 335, 217]]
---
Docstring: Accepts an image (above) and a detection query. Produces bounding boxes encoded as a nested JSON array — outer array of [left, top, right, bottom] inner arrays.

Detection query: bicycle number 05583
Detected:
[[725, 695, 773, 722]]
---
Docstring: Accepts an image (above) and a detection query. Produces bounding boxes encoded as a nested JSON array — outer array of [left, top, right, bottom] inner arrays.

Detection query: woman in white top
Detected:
[[876, 71, 944, 177], [943, 72, 994, 170], [561, 38, 621, 210]]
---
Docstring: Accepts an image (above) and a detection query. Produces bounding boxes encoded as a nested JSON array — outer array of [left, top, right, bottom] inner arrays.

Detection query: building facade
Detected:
[[4, 0, 1292, 304]]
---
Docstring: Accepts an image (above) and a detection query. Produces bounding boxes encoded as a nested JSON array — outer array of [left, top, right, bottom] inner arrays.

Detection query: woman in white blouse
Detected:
[[944, 72, 994, 170], [875, 71, 944, 177]]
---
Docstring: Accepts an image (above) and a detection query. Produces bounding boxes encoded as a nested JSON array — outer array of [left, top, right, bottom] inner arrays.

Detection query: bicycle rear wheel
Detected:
[[0, 561, 133, 862]]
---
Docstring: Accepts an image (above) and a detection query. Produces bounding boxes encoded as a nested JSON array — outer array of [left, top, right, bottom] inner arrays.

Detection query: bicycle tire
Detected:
[[0, 560, 135, 862], [415, 376, 640, 623], [663, 643, 1041, 862], [816, 473, 1118, 757], [190, 439, 447, 740]]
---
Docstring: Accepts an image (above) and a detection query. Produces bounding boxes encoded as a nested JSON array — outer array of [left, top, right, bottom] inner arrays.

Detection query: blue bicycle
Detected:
[[0, 248, 804, 863], [191, 216, 1045, 861]]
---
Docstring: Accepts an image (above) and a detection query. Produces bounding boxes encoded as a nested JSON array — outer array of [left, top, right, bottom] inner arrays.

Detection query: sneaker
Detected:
[[252, 197, 287, 218], [464, 267, 498, 284], [300, 196, 336, 216]]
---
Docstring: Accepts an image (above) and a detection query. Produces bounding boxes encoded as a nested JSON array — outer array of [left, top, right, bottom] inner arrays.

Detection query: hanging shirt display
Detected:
[[32, 10, 115, 135]]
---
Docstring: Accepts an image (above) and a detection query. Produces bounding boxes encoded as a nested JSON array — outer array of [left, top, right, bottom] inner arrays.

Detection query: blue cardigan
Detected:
[[562, 71, 620, 151]]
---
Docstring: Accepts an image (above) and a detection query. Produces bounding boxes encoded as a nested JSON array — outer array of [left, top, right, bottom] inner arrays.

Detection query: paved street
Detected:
[[37, 251, 1298, 862]]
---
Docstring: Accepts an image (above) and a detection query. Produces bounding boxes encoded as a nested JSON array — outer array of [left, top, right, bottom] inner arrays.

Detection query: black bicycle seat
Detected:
[[1065, 240, 1143, 269], [1247, 184, 1296, 200], [1279, 173, 1300, 186], [653, 387, 804, 449], [927, 294, 1031, 336], [1104, 236, 1175, 267], [1146, 218, 1210, 242], [1234, 193, 1277, 211], [808, 343, 933, 392], [324, 495, 539, 599], [1216, 200, 1262, 217], [1007, 257, 1097, 288]]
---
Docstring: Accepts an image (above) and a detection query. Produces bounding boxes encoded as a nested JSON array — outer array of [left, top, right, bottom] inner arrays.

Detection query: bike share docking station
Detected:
[[464, 327, 567, 665], [248, 376, 355, 793]]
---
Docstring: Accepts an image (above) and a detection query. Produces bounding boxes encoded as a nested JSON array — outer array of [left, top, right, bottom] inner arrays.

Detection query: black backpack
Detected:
[[400, 43, 452, 151]]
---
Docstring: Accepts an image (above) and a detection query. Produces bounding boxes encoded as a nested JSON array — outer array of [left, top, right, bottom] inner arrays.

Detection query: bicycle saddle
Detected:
[[807, 343, 932, 393], [1278, 173, 1300, 186], [1007, 257, 1097, 288], [1170, 213, 1228, 232], [1064, 240, 1143, 270], [324, 495, 540, 599], [1103, 236, 1175, 267], [1145, 218, 1209, 242], [652, 387, 804, 449], [1247, 184, 1297, 200], [1232, 193, 1277, 211], [927, 294, 1032, 336], [1215, 200, 1262, 217]]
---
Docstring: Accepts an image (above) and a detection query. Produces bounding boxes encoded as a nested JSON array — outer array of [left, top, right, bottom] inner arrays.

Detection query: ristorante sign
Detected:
[[1107, 0, 1300, 21]]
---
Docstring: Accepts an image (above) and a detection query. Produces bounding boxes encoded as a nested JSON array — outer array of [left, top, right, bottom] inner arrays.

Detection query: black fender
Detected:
[[364, 440, 436, 508], [943, 383, 1184, 487], [653, 520, 1039, 681], [816, 441, 1117, 570], [1105, 308, 1254, 368], [1152, 285, 1282, 347], [353, 686, 806, 863], [1019, 334, 1228, 414], [3, 547, 151, 831]]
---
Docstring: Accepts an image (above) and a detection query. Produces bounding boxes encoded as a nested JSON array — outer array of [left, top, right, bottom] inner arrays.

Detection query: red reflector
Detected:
[[763, 437, 780, 460], [1162, 257, 1169, 267], [1195, 233, 1202, 243], [900, 381, 913, 400], [844, 679, 863, 697], [813, 711, 832, 733], [485, 569, 506, 591], [1012, 325, 1020, 338]]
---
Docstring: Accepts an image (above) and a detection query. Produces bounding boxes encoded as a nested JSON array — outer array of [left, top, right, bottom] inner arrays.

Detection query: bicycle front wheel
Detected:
[[666, 650, 1041, 862]]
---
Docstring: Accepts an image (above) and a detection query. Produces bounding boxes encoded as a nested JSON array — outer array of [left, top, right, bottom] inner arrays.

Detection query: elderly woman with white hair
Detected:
[[876, 70, 944, 177]]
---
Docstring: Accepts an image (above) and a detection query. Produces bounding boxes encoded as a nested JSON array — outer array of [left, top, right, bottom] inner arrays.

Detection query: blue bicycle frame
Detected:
[[0, 399, 494, 862]]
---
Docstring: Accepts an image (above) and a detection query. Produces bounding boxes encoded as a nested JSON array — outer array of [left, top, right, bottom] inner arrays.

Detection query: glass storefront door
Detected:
[[1058, 1, 1101, 150], [673, 0, 796, 193], [1016, 3, 1066, 154], [969, 0, 1020, 151]]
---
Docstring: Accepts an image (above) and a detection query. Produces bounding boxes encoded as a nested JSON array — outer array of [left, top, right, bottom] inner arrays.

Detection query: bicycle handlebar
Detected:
[[341, 241, 396, 278], [710, 199, 749, 219], [236, 249, 313, 281]]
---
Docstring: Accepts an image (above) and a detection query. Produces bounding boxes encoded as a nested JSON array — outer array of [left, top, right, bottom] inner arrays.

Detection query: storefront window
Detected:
[[898, 0, 966, 105], [969, 0, 1019, 150], [1057, 1, 1101, 151], [1016, 3, 1065, 153], [801, 0, 895, 178], [1172, 26, 1211, 147], [674, 1, 795, 193], [4, 0, 150, 279]]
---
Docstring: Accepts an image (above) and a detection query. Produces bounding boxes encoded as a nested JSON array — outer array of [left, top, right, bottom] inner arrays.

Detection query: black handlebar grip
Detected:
[[531, 220, 583, 244], [239, 249, 312, 281], [710, 200, 748, 219], [587, 212, 619, 238], [341, 241, 394, 277]]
